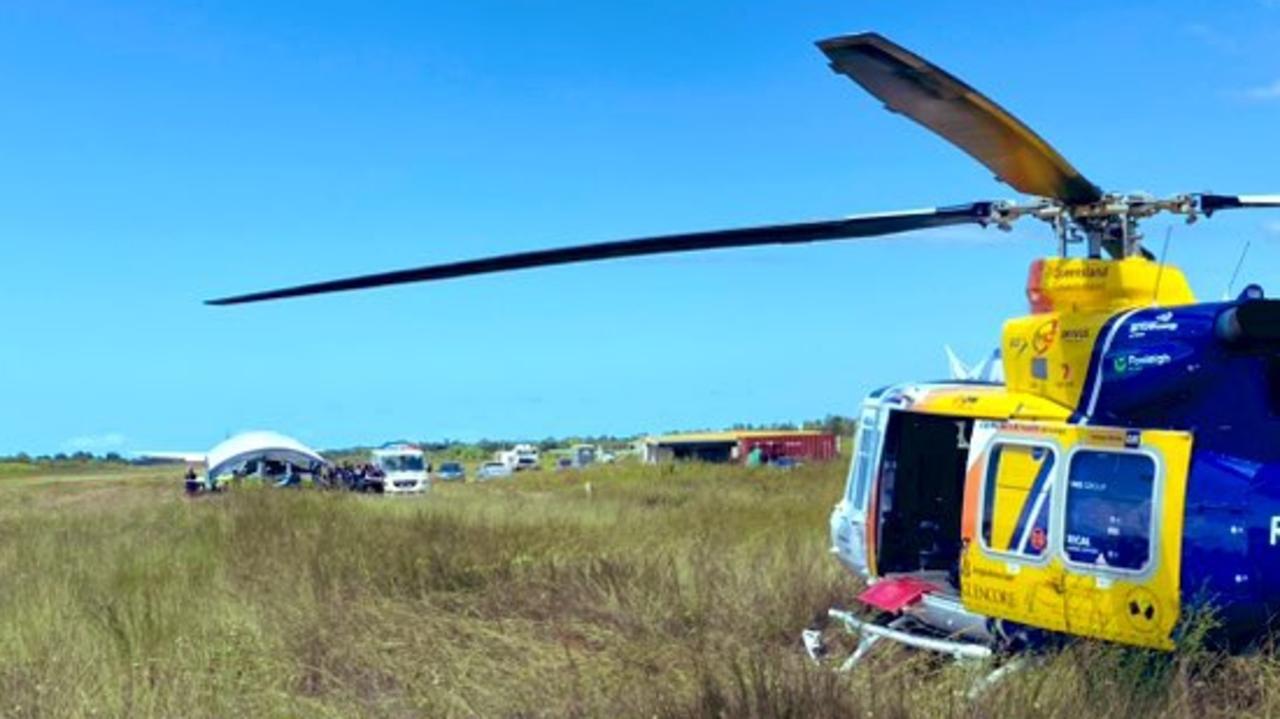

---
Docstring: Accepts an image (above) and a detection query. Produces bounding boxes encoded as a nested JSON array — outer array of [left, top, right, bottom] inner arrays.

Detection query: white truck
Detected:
[[371, 442, 430, 494], [499, 443, 540, 472]]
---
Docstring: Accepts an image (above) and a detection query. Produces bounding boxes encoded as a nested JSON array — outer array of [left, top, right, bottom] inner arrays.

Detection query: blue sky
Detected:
[[3, 1, 1280, 455]]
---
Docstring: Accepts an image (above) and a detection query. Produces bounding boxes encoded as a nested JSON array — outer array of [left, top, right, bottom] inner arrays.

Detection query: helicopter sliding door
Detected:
[[959, 421, 1193, 650]]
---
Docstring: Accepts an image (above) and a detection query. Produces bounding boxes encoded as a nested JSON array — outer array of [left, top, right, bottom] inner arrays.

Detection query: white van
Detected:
[[371, 443, 430, 494], [499, 443, 540, 472]]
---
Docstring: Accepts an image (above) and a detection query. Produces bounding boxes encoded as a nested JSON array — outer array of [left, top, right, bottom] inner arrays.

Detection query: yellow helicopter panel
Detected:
[[1001, 258, 1198, 410], [1027, 257, 1196, 314], [1001, 311, 1111, 411], [911, 387, 1071, 421], [960, 420, 1192, 650], [986, 444, 1052, 553]]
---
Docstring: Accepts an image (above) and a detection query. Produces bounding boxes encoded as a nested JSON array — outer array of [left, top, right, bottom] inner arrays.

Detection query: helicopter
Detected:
[[209, 33, 1280, 657]]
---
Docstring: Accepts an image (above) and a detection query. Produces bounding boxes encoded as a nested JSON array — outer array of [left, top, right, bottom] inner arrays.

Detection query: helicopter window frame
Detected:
[[845, 407, 884, 510], [976, 439, 1060, 566], [1057, 446, 1163, 579]]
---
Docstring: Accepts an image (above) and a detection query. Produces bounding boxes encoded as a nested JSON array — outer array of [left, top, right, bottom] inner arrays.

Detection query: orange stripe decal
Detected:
[[960, 451, 984, 542]]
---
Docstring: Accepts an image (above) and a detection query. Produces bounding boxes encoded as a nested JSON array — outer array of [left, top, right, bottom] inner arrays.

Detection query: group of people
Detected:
[[314, 461, 387, 492], [183, 460, 393, 495]]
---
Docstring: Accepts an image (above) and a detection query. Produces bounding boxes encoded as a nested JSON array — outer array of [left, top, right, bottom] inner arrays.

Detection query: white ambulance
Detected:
[[371, 442, 430, 494]]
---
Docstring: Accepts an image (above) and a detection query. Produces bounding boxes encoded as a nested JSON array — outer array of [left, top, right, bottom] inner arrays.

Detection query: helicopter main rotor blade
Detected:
[[818, 33, 1102, 206], [206, 203, 996, 305], [1200, 194, 1280, 216]]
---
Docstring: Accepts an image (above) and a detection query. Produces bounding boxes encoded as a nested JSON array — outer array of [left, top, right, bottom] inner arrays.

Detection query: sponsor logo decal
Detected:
[[1033, 319, 1059, 355], [1066, 533, 1093, 549], [1030, 527, 1047, 552], [1124, 430, 1141, 449], [1082, 429, 1127, 447], [1128, 311, 1179, 337], [1062, 327, 1091, 343], [1051, 265, 1110, 281], [1113, 353, 1172, 374], [969, 584, 1018, 608], [1000, 422, 1067, 436]]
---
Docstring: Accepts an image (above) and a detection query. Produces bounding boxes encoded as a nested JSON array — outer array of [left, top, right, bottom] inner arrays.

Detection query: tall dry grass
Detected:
[[0, 462, 1277, 717]]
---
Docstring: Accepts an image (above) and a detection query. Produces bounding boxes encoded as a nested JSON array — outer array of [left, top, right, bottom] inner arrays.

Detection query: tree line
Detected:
[[1, 415, 856, 465]]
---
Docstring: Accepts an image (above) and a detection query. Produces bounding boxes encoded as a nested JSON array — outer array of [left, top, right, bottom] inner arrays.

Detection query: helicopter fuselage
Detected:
[[831, 256, 1280, 650]]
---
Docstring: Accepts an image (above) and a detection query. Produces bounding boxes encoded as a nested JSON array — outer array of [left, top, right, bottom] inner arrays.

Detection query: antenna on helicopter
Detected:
[[1153, 226, 1173, 303], [1224, 240, 1252, 300]]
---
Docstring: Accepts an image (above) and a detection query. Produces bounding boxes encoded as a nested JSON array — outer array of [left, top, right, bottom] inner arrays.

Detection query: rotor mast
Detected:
[[990, 194, 1208, 261]]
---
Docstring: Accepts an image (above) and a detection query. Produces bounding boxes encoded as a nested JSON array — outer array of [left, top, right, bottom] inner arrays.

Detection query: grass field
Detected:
[[1, 461, 1278, 717]]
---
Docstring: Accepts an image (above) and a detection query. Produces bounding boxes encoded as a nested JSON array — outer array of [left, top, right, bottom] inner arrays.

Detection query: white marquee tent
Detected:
[[204, 431, 328, 481]]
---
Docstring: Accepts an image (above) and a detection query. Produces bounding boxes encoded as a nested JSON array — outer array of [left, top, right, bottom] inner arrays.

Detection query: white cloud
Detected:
[[1244, 80, 1280, 101], [61, 432, 128, 453]]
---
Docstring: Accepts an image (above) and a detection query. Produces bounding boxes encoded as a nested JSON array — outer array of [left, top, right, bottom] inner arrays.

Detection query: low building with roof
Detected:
[[639, 430, 838, 464]]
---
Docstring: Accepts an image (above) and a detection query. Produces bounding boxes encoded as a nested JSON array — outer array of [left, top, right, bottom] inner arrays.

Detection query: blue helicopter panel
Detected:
[[1079, 300, 1280, 643]]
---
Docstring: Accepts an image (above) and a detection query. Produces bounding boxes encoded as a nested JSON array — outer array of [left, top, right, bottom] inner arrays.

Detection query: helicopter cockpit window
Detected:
[[980, 443, 1056, 559], [1063, 450, 1156, 573]]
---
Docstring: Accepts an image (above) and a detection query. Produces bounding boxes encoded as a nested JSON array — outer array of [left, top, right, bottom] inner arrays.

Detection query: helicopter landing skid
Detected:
[[820, 609, 992, 666], [804, 608, 1032, 697]]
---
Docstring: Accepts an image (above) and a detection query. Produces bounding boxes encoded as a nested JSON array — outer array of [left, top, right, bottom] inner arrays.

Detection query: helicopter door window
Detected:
[[1063, 450, 1157, 573], [847, 412, 880, 509], [979, 443, 1056, 560]]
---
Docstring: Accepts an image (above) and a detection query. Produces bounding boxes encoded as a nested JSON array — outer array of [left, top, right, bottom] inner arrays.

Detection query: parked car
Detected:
[[436, 461, 466, 482], [476, 461, 513, 480]]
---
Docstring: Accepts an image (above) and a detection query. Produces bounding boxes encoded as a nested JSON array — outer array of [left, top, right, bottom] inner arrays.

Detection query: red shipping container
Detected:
[[737, 433, 837, 463]]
